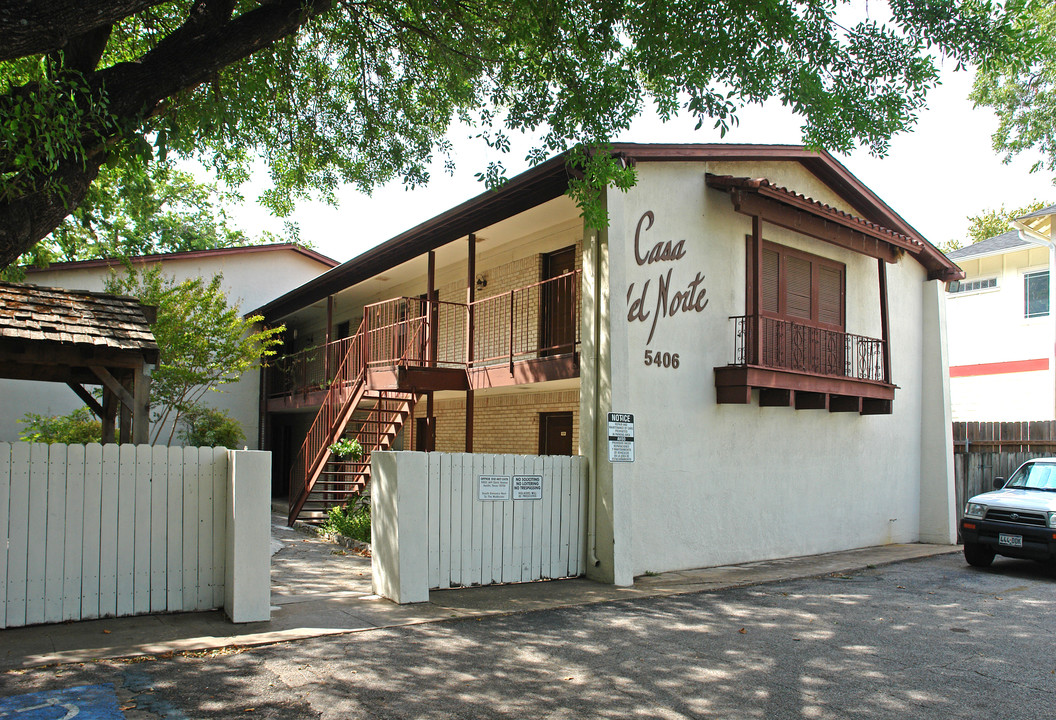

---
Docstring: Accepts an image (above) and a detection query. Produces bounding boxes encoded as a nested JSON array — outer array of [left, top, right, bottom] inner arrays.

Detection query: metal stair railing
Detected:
[[288, 320, 368, 525]]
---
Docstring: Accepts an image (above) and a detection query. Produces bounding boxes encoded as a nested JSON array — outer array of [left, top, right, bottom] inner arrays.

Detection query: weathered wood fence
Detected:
[[952, 421, 1056, 521]]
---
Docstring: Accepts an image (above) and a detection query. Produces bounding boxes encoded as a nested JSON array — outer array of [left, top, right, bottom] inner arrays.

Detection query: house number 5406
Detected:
[[644, 350, 679, 369]]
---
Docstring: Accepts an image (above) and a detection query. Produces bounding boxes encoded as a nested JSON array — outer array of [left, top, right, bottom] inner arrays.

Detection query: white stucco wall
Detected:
[[594, 161, 942, 576], [0, 249, 331, 447]]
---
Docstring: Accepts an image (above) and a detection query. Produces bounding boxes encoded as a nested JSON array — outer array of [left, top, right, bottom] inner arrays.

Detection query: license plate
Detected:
[[998, 533, 1023, 548]]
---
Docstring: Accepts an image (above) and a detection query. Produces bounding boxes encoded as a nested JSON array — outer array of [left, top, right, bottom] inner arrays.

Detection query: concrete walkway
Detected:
[[0, 513, 960, 671]]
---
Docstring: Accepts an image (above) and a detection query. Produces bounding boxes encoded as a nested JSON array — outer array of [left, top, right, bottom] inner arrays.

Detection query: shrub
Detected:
[[328, 437, 362, 460], [19, 407, 102, 444], [178, 406, 245, 449], [322, 499, 370, 544]]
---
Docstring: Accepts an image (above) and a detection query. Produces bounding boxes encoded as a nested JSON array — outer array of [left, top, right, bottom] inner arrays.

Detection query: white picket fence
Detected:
[[0, 442, 266, 629], [371, 452, 587, 603]]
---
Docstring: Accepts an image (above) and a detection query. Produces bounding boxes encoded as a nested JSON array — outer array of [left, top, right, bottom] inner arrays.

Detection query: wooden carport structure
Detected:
[[0, 282, 159, 444]]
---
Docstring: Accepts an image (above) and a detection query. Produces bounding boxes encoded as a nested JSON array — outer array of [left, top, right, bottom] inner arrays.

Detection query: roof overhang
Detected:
[[705, 174, 962, 282], [253, 143, 962, 322]]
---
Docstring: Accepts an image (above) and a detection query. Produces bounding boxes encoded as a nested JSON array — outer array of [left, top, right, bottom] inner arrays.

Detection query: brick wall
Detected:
[[410, 389, 580, 455]]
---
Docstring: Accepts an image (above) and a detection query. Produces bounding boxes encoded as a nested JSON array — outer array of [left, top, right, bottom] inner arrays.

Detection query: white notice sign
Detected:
[[512, 475, 543, 500], [478, 475, 511, 501], [607, 412, 635, 463]]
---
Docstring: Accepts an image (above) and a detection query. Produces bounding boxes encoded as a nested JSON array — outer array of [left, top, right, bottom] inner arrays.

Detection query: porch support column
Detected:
[[427, 251, 436, 367], [324, 295, 333, 380], [132, 362, 151, 445], [426, 250, 437, 452], [878, 259, 891, 384], [465, 233, 476, 452], [751, 214, 763, 365]]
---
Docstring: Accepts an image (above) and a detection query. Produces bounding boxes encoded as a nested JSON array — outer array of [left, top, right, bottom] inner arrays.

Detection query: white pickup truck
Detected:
[[960, 458, 1056, 567]]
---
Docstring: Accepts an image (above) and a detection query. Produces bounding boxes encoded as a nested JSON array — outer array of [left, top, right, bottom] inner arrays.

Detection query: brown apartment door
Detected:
[[539, 412, 573, 455], [541, 246, 576, 356]]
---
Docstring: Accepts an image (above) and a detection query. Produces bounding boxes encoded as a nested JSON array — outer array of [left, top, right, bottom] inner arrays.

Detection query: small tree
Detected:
[[105, 265, 283, 445]]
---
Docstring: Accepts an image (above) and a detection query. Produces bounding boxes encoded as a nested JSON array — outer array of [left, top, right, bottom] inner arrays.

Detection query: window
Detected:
[[1025, 270, 1049, 318], [947, 277, 997, 294], [748, 239, 845, 330]]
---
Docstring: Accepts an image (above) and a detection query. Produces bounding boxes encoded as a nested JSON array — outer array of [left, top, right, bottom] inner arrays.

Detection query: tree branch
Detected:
[[0, 0, 170, 62]]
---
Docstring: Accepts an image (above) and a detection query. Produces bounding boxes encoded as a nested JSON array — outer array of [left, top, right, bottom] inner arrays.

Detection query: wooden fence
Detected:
[[370, 452, 587, 603], [1, 442, 236, 629], [952, 421, 1056, 522]]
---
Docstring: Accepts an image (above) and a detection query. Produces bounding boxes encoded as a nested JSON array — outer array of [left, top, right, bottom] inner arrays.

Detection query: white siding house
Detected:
[[0, 244, 337, 448]]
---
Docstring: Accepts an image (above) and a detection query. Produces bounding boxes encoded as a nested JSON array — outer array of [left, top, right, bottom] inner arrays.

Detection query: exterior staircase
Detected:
[[287, 321, 414, 525]]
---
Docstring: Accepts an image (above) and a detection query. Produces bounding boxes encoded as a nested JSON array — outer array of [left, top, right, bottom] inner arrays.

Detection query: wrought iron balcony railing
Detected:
[[729, 315, 886, 383]]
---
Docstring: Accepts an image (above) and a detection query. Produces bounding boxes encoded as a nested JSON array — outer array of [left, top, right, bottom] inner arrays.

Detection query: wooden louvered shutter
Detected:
[[785, 255, 812, 319], [818, 265, 844, 327], [761, 248, 779, 313]]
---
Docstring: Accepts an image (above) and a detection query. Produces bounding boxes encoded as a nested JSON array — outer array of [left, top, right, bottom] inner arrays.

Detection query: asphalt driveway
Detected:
[[1, 552, 1053, 719]]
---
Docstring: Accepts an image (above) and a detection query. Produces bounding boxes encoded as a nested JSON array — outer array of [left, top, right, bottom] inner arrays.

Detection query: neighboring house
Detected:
[[256, 143, 960, 584], [0, 244, 337, 447], [945, 205, 1056, 420]]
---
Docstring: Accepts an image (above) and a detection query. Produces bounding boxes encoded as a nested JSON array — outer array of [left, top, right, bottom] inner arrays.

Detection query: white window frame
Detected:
[[1024, 268, 1050, 319], [946, 276, 998, 296]]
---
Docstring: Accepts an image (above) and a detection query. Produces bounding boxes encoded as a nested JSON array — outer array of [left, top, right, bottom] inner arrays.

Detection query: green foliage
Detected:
[[0, 0, 1018, 262], [966, 200, 1053, 245], [177, 406, 246, 449], [2, 161, 302, 277], [971, 1, 1056, 175], [328, 438, 363, 460], [321, 499, 371, 544], [18, 407, 102, 445], [104, 265, 284, 445]]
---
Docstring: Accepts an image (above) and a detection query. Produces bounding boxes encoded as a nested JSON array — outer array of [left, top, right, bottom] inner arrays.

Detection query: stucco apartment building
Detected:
[[0, 244, 337, 447], [258, 144, 960, 584]]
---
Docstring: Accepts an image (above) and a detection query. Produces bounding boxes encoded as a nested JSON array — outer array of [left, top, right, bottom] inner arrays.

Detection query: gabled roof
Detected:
[[254, 144, 953, 322], [946, 230, 1029, 261], [0, 281, 159, 363], [23, 243, 338, 275]]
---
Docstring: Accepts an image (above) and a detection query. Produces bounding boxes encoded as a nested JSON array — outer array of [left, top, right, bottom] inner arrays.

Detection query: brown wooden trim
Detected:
[[752, 218, 763, 365], [714, 365, 895, 400], [26, 243, 339, 275], [89, 365, 135, 409], [67, 382, 105, 417], [861, 398, 893, 415], [730, 191, 900, 263], [0, 342, 155, 371], [794, 391, 828, 410], [828, 395, 862, 413], [759, 388, 791, 407], [878, 259, 891, 385], [716, 386, 752, 404]]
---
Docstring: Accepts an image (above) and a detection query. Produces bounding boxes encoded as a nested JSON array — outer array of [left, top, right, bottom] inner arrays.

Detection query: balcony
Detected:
[[714, 315, 894, 414], [267, 271, 580, 408]]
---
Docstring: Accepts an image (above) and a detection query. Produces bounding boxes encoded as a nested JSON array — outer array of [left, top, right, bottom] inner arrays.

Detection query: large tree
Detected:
[[972, 0, 1056, 175], [0, 1, 1013, 268]]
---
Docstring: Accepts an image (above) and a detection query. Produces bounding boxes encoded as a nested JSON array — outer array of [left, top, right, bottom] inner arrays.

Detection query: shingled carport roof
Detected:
[[0, 282, 159, 381]]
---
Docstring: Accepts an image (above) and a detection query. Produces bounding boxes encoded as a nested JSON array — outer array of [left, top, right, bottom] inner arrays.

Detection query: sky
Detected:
[[226, 63, 1056, 264]]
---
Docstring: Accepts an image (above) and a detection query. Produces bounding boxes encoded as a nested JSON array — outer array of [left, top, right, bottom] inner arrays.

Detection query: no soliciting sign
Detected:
[[607, 412, 634, 463]]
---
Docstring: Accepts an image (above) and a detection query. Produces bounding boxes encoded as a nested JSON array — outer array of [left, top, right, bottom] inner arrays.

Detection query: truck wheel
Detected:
[[964, 542, 995, 568]]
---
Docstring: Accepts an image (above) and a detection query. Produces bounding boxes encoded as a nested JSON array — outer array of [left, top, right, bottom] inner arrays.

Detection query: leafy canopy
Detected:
[[104, 265, 283, 445], [1, 161, 294, 280], [972, 0, 1056, 177], [0, 0, 1017, 267]]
